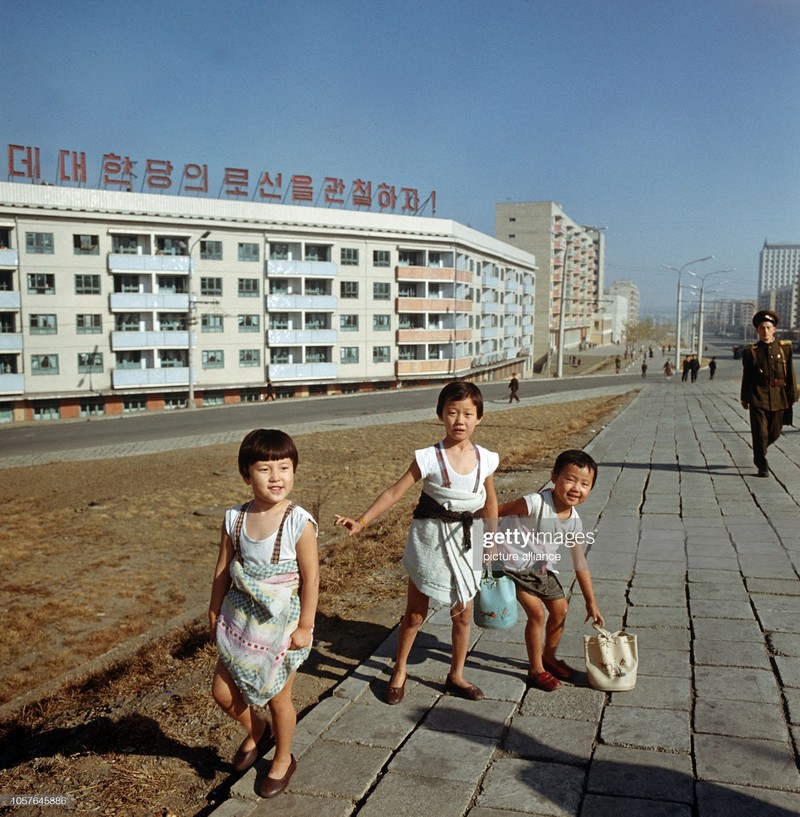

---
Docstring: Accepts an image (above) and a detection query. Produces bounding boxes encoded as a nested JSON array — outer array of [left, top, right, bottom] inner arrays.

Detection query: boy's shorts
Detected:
[[506, 569, 565, 601]]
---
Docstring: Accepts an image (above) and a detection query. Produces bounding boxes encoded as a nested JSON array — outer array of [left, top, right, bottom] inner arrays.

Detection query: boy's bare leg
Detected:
[[542, 598, 569, 665], [389, 579, 429, 688], [516, 590, 546, 674]]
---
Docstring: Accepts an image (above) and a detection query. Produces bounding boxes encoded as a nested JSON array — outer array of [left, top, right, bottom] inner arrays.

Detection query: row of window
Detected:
[[20, 344, 397, 375], [9, 232, 414, 268]]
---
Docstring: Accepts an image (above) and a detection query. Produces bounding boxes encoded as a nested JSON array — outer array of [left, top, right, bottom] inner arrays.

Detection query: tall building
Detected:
[[606, 280, 640, 328], [0, 183, 536, 423], [758, 241, 800, 293], [495, 202, 604, 372]]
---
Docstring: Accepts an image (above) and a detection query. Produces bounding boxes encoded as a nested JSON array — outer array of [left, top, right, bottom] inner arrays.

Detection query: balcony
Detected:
[[0, 249, 19, 267], [112, 367, 192, 388], [0, 373, 24, 393], [480, 326, 498, 340], [108, 254, 191, 273], [0, 291, 21, 309], [0, 333, 23, 351], [396, 266, 472, 284], [267, 260, 336, 277], [268, 329, 336, 345], [111, 331, 190, 350], [396, 297, 473, 313], [396, 328, 471, 344], [267, 294, 337, 311], [395, 355, 472, 377], [109, 293, 190, 311], [268, 363, 336, 381]]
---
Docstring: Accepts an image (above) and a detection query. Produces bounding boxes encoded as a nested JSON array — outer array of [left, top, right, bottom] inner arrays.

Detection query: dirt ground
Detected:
[[0, 391, 634, 817]]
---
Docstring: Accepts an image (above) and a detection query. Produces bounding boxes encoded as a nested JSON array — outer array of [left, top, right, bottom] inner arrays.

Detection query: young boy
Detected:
[[497, 449, 604, 691]]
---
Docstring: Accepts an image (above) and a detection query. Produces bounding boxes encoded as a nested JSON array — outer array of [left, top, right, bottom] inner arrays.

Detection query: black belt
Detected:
[[412, 491, 474, 550]]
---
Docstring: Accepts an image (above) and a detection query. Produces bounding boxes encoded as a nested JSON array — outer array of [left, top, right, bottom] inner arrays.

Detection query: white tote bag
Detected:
[[584, 622, 638, 691]]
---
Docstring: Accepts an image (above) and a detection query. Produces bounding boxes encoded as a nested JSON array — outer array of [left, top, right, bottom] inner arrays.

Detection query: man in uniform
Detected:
[[740, 310, 798, 477]]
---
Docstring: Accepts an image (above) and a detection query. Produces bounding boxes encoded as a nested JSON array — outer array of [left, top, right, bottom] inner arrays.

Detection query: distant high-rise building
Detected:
[[496, 201, 604, 371], [606, 280, 640, 328], [758, 241, 800, 293]]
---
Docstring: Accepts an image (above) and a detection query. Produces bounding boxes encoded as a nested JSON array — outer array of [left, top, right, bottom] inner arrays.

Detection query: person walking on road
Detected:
[[740, 310, 798, 477], [508, 372, 520, 403], [709, 357, 717, 380]]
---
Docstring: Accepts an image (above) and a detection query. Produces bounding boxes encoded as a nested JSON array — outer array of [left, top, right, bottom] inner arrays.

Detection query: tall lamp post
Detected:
[[187, 230, 211, 409], [662, 255, 714, 371], [689, 268, 733, 362]]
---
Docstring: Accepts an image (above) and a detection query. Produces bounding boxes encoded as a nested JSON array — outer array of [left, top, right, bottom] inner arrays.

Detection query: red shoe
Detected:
[[543, 659, 576, 681], [526, 671, 561, 691]]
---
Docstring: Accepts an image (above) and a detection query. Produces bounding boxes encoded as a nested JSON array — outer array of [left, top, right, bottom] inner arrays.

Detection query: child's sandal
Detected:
[[526, 671, 561, 692]]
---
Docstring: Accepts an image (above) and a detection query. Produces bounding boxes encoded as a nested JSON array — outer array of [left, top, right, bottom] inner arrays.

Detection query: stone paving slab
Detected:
[[503, 712, 598, 765], [694, 698, 788, 740], [579, 795, 691, 817], [600, 706, 691, 752], [357, 772, 476, 817], [695, 782, 800, 817], [387, 728, 496, 781], [694, 733, 800, 789]]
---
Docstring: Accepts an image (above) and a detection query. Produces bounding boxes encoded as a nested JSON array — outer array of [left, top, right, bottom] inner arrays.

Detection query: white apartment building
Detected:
[[606, 280, 640, 328], [758, 241, 800, 293], [495, 202, 604, 372], [0, 182, 536, 422]]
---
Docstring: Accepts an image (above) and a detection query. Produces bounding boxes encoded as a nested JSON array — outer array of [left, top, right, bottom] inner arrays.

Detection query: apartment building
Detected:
[[495, 202, 604, 372], [0, 182, 536, 422], [606, 280, 640, 328], [758, 241, 800, 294]]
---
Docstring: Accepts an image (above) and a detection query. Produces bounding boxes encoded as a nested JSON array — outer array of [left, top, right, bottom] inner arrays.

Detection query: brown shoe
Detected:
[[232, 719, 269, 773], [258, 754, 297, 798], [385, 673, 407, 705], [444, 674, 484, 701]]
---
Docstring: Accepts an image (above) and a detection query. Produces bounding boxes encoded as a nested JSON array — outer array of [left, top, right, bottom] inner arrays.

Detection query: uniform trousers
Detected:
[[749, 406, 784, 470]]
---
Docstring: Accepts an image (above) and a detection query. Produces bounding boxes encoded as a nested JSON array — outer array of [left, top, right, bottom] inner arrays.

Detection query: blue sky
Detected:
[[3, 0, 799, 313]]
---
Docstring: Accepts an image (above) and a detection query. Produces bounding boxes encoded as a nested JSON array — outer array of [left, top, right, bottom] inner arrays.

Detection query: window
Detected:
[[33, 403, 60, 420], [373, 346, 390, 363], [305, 279, 329, 296], [29, 314, 57, 334], [156, 237, 188, 255], [158, 314, 186, 331], [200, 240, 222, 260], [26, 232, 54, 254], [0, 270, 13, 291], [200, 277, 222, 296], [305, 313, 329, 330], [341, 247, 359, 266], [75, 275, 101, 295], [123, 398, 147, 413], [340, 346, 359, 364], [0, 229, 10, 249], [373, 314, 390, 331], [78, 351, 103, 373], [270, 243, 289, 260], [238, 315, 260, 332], [112, 235, 139, 254], [398, 283, 418, 298], [115, 314, 140, 332], [269, 313, 289, 330], [202, 350, 224, 368], [116, 351, 141, 369], [238, 242, 260, 262], [201, 314, 224, 332], [271, 347, 290, 364], [77, 314, 103, 334], [160, 350, 186, 368], [306, 347, 330, 363], [399, 250, 423, 266], [238, 278, 259, 297], [73, 234, 99, 255], [27, 273, 55, 295], [340, 314, 359, 332], [116, 275, 140, 294], [270, 279, 290, 295], [305, 244, 330, 262], [79, 399, 105, 417], [239, 349, 261, 367], [373, 282, 390, 300], [373, 250, 390, 268], [31, 354, 59, 374], [157, 276, 187, 294], [340, 281, 359, 299]]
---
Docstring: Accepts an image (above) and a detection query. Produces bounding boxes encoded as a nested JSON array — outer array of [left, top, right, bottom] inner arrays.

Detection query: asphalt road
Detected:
[[0, 340, 741, 461]]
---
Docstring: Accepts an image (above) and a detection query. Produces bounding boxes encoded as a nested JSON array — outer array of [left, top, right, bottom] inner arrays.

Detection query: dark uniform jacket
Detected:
[[741, 340, 798, 415]]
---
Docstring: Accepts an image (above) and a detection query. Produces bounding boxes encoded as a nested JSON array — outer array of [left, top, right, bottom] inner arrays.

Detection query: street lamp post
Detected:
[[187, 230, 211, 409], [662, 256, 714, 371], [689, 268, 733, 363]]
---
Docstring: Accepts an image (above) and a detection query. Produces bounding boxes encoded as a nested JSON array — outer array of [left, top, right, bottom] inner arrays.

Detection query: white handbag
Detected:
[[584, 622, 638, 691]]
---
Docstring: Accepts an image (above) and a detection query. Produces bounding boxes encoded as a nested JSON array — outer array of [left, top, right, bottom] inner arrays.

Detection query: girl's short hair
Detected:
[[436, 380, 484, 419], [238, 429, 299, 478], [553, 449, 598, 487]]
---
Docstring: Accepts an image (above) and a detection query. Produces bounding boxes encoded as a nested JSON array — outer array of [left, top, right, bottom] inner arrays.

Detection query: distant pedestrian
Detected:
[[709, 357, 717, 380], [641, 360, 648, 378], [266, 380, 276, 401], [508, 372, 520, 403], [615, 355, 621, 374], [690, 355, 700, 383], [663, 360, 673, 379], [681, 356, 691, 382]]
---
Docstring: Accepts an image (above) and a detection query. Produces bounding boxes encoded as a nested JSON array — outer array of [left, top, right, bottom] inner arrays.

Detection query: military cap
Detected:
[[752, 310, 779, 327]]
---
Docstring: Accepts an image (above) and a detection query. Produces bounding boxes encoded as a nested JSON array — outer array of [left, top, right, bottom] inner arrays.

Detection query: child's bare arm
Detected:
[[497, 497, 529, 517], [478, 474, 498, 519], [334, 460, 422, 536], [291, 519, 319, 650], [208, 522, 235, 641], [575, 568, 604, 626]]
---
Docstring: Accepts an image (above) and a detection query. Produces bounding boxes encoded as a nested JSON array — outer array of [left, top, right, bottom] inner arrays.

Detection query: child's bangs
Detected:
[[238, 429, 299, 476]]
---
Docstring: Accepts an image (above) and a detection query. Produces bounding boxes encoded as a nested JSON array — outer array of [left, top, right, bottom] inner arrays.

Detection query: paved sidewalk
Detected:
[[212, 378, 800, 817]]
